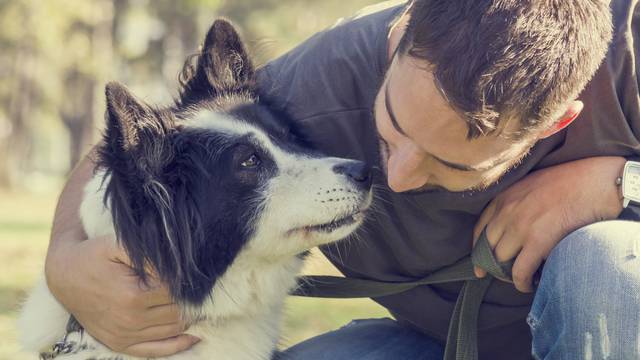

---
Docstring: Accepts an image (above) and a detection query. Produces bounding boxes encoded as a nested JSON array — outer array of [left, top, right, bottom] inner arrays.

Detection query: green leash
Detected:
[[291, 228, 513, 360]]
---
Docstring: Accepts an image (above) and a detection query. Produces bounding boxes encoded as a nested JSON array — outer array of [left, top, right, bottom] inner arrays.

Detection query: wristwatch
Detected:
[[619, 160, 640, 221]]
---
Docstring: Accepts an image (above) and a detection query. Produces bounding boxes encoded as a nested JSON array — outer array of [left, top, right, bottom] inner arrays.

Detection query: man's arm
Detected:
[[473, 156, 626, 292], [46, 151, 95, 262], [44, 151, 199, 357]]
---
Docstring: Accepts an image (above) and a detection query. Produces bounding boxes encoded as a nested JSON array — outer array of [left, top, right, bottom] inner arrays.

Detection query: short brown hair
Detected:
[[399, 0, 613, 139]]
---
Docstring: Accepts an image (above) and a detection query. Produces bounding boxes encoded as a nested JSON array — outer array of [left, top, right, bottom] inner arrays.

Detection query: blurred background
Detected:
[[0, 0, 390, 358]]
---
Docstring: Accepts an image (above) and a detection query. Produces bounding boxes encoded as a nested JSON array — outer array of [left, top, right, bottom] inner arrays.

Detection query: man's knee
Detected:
[[537, 220, 640, 308], [545, 220, 640, 278], [530, 221, 640, 358]]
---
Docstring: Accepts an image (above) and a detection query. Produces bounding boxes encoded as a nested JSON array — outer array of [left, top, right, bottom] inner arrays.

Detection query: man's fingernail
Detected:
[[188, 335, 201, 345]]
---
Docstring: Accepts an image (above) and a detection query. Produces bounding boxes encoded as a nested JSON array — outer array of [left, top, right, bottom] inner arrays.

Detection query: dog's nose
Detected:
[[332, 161, 372, 189]]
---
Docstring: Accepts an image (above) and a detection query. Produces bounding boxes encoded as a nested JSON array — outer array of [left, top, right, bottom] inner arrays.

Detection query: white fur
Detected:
[[18, 110, 371, 359]]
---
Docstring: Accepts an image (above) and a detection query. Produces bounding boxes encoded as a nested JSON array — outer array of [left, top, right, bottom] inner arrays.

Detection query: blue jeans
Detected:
[[279, 221, 640, 359]]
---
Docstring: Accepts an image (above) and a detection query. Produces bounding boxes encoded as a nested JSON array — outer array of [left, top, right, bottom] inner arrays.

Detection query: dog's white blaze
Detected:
[[19, 110, 371, 360], [185, 109, 300, 167], [187, 110, 370, 257]]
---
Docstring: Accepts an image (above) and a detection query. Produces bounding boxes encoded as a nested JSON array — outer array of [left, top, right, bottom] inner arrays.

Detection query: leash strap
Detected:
[[291, 228, 513, 360], [40, 316, 85, 359]]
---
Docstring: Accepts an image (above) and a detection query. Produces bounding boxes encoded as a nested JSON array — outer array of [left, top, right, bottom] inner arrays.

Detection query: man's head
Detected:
[[375, 0, 612, 192]]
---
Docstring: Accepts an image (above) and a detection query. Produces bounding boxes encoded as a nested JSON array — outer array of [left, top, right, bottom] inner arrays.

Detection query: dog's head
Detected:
[[99, 20, 372, 306]]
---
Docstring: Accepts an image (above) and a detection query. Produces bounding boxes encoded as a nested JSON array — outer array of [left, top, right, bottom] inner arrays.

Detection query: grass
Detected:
[[0, 188, 388, 360]]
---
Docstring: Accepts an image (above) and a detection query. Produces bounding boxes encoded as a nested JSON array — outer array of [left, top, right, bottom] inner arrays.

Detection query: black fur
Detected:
[[178, 19, 256, 108], [97, 20, 301, 305]]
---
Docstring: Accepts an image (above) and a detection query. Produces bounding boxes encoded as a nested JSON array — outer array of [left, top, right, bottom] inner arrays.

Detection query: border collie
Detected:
[[18, 20, 372, 360]]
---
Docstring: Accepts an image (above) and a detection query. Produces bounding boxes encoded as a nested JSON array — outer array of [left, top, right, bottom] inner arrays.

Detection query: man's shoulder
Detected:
[[533, 0, 640, 167], [331, 0, 407, 28], [257, 1, 405, 122]]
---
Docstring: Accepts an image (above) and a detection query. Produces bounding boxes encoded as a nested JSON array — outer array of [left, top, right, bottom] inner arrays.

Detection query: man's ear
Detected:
[[178, 19, 255, 106], [540, 100, 584, 139]]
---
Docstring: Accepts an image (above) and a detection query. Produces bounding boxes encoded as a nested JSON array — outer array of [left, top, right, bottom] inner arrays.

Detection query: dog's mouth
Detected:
[[301, 210, 365, 234]]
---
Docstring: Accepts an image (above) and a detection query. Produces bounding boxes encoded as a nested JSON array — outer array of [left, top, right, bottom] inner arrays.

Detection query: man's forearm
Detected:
[[592, 156, 626, 219], [45, 149, 96, 282]]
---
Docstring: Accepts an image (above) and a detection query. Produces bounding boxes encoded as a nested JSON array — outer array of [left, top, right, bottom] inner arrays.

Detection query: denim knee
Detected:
[[544, 220, 639, 287], [528, 221, 640, 359]]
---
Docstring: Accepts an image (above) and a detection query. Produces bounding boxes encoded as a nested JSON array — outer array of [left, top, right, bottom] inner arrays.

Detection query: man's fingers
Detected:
[[493, 230, 523, 264], [102, 238, 133, 265], [90, 322, 191, 352], [473, 201, 499, 278], [115, 268, 173, 308], [132, 321, 187, 342], [473, 222, 505, 279], [137, 278, 174, 307], [105, 301, 182, 333], [473, 201, 497, 244], [142, 303, 183, 326], [511, 244, 545, 293], [122, 334, 200, 358], [473, 266, 487, 278]]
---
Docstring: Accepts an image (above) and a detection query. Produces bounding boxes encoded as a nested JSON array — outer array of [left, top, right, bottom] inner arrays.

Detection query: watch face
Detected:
[[623, 162, 640, 203]]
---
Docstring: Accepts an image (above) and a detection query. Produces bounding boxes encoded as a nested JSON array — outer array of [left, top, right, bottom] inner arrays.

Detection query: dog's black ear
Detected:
[[178, 19, 255, 106], [200, 19, 255, 91], [104, 81, 172, 151], [102, 82, 173, 178], [105, 82, 153, 150]]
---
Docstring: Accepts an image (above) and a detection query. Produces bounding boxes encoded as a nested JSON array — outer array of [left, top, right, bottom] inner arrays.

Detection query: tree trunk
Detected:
[[1, 44, 36, 189], [60, 0, 114, 170]]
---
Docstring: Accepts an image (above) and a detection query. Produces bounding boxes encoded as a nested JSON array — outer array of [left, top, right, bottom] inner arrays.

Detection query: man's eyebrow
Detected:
[[384, 78, 507, 173], [384, 81, 409, 137]]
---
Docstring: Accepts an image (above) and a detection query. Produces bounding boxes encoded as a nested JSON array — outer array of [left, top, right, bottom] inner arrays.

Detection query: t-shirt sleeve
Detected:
[[535, 0, 640, 168]]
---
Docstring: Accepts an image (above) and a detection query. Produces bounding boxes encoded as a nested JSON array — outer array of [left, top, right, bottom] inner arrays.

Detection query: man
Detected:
[[45, 0, 640, 359]]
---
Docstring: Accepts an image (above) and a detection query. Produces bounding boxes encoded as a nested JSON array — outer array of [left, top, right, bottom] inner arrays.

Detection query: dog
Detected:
[[18, 20, 372, 360]]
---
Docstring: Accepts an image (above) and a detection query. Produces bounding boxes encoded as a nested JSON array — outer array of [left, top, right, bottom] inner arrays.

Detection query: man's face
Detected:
[[373, 54, 533, 193]]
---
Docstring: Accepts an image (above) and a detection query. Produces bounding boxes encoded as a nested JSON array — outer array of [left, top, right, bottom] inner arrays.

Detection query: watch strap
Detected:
[[619, 155, 640, 221]]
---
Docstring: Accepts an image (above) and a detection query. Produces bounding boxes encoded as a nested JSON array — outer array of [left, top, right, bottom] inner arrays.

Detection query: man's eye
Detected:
[[240, 154, 261, 168]]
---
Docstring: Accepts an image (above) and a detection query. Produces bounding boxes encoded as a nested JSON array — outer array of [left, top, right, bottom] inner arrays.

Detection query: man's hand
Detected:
[[45, 234, 199, 357], [473, 156, 626, 293], [44, 152, 198, 358]]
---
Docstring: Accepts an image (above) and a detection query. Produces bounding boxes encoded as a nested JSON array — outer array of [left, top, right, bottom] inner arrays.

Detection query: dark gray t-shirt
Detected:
[[257, 1, 640, 358]]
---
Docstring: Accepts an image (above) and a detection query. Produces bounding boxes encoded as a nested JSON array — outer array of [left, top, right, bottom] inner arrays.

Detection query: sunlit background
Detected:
[[0, 0, 390, 358]]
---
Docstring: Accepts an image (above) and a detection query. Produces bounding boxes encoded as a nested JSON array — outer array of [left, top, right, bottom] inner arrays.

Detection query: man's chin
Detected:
[[396, 183, 450, 194], [385, 175, 493, 194]]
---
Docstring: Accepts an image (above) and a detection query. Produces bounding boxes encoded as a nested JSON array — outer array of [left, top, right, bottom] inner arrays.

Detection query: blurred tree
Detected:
[[59, 0, 115, 167], [0, 0, 379, 190], [0, 0, 116, 186], [0, 1, 39, 187]]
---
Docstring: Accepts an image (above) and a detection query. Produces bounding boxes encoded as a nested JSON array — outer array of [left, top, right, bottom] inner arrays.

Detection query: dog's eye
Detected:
[[240, 154, 261, 168]]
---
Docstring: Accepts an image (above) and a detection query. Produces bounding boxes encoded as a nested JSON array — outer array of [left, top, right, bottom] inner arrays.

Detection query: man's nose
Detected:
[[386, 151, 429, 192]]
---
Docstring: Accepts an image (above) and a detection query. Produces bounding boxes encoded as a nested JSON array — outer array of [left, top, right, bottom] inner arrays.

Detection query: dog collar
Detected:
[[39, 317, 86, 359]]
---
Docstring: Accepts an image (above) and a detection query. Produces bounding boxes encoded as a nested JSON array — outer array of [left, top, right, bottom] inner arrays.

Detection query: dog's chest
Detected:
[[73, 172, 304, 360], [79, 172, 115, 239]]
